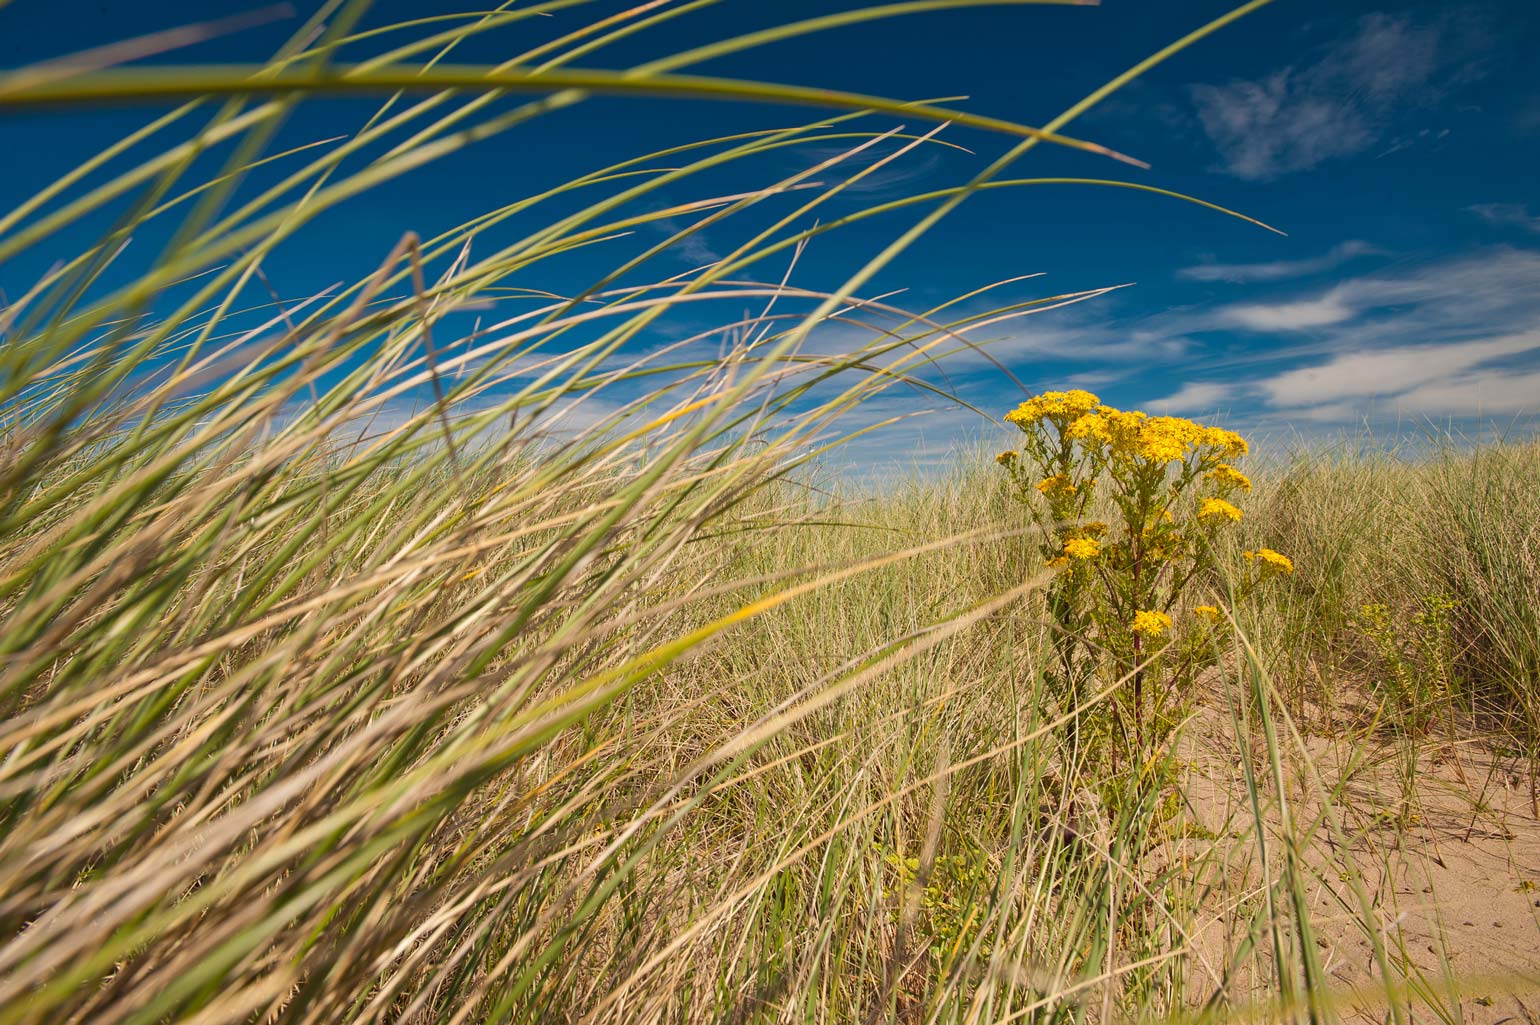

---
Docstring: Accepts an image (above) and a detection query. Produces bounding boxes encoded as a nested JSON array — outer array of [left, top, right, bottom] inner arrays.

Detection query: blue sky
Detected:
[[3, 0, 1539, 470]]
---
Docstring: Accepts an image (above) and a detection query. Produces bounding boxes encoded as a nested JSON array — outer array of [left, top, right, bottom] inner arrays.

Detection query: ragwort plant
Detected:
[[998, 390, 1294, 767]]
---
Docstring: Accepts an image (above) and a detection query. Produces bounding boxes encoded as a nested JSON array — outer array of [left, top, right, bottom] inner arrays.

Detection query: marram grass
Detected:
[[2, 2, 1537, 1024]]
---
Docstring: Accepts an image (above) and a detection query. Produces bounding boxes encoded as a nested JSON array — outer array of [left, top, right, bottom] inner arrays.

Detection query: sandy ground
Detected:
[[1174, 687, 1540, 1024]]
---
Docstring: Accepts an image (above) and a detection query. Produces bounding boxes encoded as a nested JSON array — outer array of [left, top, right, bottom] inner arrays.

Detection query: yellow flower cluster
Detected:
[[1064, 412, 1107, 442], [1193, 605, 1222, 621], [1244, 548, 1294, 576], [1004, 389, 1099, 426], [1017, 392, 1247, 467], [1206, 463, 1252, 492], [1063, 537, 1100, 560], [1197, 497, 1243, 523], [1134, 416, 1202, 463], [1036, 474, 1078, 499], [1199, 426, 1249, 458], [1131, 610, 1172, 638], [996, 450, 1018, 467]]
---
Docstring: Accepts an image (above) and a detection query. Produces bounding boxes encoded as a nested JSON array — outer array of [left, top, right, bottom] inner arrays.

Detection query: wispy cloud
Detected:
[[1148, 381, 1232, 414], [1228, 247, 1540, 420], [917, 247, 1540, 429], [1061, 369, 1127, 389], [1259, 332, 1540, 409], [823, 392, 996, 478], [1468, 202, 1540, 233], [648, 214, 722, 267], [1224, 295, 1355, 331], [1371, 367, 1540, 416], [1178, 240, 1383, 283], [453, 244, 1540, 460], [1188, 11, 1489, 180], [791, 282, 1166, 380], [1212, 245, 1540, 345], [792, 143, 949, 198]]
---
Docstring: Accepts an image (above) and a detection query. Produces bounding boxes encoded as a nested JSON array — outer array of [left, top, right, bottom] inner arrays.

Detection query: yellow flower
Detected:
[[996, 450, 1018, 467], [1206, 463, 1252, 492], [1193, 604, 1221, 621], [1131, 610, 1172, 638], [1035, 473, 1077, 498], [1063, 537, 1100, 560], [1244, 548, 1294, 576], [1055, 389, 1101, 418], [1100, 408, 1148, 457], [1065, 412, 1109, 443], [1199, 426, 1249, 458], [1005, 389, 1100, 427], [1137, 416, 1202, 464], [1046, 555, 1070, 570], [1197, 497, 1243, 523], [1081, 520, 1109, 536]]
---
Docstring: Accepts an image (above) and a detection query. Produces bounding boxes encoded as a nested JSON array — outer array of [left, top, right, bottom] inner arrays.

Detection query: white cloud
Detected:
[[792, 284, 1159, 378], [1259, 331, 1540, 408], [1189, 70, 1372, 181], [1187, 247, 1540, 426], [792, 143, 946, 197], [1188, 11, 1488, 180], [801, 389, 997, 479], [1385, 368, 1540, 415], [1320, 246, 1540, 346], [428, 245, 1540, 458], [1178, 240, 1383, 283], [1468, 203, 1540, 233], [1147, 381, 1231, 414], [1281, 366, 1540, 421], [648, 214, 722, 267], [1209, 246, 1540, 345], [854, 247, 1540, 439], [1225, 295, 1355, 331], [1062, 369, 1126, 389]]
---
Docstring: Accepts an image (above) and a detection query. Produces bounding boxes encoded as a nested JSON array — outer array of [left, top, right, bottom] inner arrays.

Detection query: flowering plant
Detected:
[[999, 391, 1292, 764]]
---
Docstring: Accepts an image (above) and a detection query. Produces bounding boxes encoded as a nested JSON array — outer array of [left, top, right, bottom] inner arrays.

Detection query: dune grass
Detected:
[[2, 2, 1537, 1023], [1244, 438, 1540, 805]]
